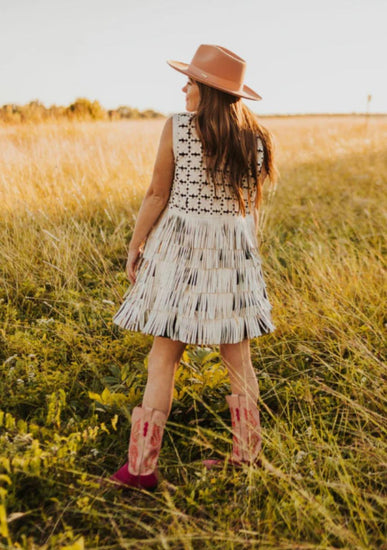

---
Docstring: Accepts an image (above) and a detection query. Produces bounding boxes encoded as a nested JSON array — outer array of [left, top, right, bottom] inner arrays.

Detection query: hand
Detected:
[[125, 248, 143, 285]]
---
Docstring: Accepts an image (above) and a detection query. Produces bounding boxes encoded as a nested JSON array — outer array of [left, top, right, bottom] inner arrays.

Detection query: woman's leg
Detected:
[[109, 336, 187, 488], [219, 339, 259, 405], [216, 338, 262, 465], [142, 336, 187, 416]]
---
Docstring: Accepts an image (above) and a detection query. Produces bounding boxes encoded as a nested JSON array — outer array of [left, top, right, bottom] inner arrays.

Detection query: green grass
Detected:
[[0, 117, 386, 549]]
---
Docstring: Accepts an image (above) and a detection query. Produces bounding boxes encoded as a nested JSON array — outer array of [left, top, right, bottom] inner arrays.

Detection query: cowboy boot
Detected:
[[202, 393, 262, 470], [110, 404, 168, 490]]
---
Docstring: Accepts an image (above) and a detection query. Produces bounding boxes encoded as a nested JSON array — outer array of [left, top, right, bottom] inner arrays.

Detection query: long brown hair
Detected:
[[192, 79, 278, 216]]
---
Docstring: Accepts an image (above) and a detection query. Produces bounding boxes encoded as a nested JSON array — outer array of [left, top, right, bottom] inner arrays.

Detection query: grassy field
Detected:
[[0, 115, 386, 549]]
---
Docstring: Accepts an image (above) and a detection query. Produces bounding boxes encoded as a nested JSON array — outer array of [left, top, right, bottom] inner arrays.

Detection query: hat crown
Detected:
[[188, 45, 246, 89]]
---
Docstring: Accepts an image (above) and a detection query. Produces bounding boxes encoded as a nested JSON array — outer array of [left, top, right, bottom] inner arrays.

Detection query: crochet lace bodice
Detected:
[[169, 112, 264, 217]]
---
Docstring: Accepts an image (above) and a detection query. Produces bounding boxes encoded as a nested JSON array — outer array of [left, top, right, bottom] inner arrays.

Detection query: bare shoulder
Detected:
[[146, 116, 175, 199], [164, 114, 173, 129], [155, 116, 174, 157], [161, 116, 176, 158], [160, 115, 173, 139]]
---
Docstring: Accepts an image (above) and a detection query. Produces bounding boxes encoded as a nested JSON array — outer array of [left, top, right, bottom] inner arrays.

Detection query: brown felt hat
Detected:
[[167, 44, 262, 101]]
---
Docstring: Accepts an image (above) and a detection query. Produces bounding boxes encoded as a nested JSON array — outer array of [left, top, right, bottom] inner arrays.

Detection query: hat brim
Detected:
[[167, 59, 262, 101]]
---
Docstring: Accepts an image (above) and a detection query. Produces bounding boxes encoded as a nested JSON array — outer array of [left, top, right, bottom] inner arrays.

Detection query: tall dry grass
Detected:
[[0, 115, 386, 549]]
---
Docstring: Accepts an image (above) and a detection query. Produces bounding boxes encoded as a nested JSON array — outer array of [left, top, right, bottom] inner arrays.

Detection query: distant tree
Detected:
[[0, 98, 164, 124], [0, 104, 20, 123], [139, 109, 163, 119], [21, 100, 47, 122], [66, 98, 107, 120], [47, 104, 67, 119], [116, 106, 140, 119], [108, 109, 120, 120]]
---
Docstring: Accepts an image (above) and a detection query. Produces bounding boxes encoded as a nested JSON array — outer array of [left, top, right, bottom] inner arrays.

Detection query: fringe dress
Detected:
[[112, 112, 276, 345]]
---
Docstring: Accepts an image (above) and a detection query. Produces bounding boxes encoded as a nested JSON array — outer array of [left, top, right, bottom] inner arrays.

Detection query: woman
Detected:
[[108, 44, 277, 490]]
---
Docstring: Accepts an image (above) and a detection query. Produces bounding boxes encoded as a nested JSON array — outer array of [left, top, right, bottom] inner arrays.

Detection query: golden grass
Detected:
[[0, 115, 386, 549]]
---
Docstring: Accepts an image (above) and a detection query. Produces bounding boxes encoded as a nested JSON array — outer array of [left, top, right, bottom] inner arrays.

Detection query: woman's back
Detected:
[[169, 111, 264, 218]]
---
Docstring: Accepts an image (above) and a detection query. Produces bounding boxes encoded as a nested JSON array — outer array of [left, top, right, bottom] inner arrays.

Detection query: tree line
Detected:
[[0, 98, 164, 124]]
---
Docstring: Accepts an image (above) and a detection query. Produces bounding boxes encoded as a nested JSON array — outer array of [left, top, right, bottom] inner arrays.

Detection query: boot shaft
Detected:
[[226, 393, 261, 463], [128, 405, 168, 476]]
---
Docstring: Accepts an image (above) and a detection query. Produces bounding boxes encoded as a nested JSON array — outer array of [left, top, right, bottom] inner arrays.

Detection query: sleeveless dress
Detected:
[[112, 112, 275, 345]]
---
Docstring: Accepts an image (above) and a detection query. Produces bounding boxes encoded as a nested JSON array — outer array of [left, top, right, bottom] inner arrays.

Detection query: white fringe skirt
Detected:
[[112, 206, 275, 345]]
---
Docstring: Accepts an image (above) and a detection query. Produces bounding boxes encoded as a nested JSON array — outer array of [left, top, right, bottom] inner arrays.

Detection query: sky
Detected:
[[0, 0, 386, 115]]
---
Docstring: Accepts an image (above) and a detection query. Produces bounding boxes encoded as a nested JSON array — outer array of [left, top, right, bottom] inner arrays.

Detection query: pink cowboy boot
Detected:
[[203, 393, 262, 470], [110, 404, 168, 491]]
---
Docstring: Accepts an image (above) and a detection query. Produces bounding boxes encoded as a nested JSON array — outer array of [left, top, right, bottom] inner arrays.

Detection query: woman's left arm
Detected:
[[125, 116, 175, 284], [253, 165, 268, 234]]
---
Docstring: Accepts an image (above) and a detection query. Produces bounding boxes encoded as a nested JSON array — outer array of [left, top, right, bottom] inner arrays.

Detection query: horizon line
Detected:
[[0, 98, 386, 118]]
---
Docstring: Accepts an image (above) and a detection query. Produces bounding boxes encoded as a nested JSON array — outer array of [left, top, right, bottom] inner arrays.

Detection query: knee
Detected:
[[149, 338, 186, 366], [147, 347, 184, 377]]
